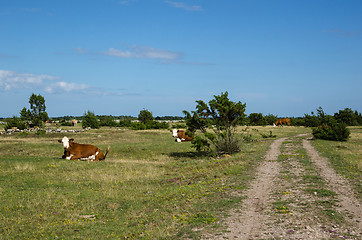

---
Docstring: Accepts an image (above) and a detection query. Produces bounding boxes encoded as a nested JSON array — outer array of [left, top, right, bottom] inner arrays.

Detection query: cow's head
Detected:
[[171, 129, 178, 138], [58, 136, 74, 149]]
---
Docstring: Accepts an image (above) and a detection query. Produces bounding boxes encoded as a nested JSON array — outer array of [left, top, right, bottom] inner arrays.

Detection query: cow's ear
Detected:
[[58, 139, 62, 143], [69, 138, 74, 142]]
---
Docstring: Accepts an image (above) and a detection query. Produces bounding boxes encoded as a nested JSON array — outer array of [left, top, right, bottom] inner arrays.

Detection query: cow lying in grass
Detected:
[[171, 129, 194, 142], [58, 136, 110, 161]]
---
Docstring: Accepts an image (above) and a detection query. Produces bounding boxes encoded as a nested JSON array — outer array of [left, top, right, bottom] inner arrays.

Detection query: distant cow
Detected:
[[274, 118, 291, 127], [58, 136, 110, 161], [171, 129, 194, 142], [71, 119, 78, 126]]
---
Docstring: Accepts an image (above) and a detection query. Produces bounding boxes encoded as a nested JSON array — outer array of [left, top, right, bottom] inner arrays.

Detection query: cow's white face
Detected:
[[60, 136, 70, 149], [171, 129, 178, 138]]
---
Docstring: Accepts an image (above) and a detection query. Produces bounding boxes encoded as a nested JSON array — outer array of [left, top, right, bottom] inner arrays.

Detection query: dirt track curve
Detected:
[[204, 135, 361, 240]]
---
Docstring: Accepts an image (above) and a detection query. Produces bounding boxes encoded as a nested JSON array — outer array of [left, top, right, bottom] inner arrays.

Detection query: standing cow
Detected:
[[71, 119, 78, 126], [170, 129, 194, 142], [274, 118, 291, 127], [58, 136, 110, 161]]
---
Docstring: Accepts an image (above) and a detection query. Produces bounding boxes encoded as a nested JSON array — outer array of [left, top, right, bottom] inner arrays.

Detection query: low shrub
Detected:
[[82, 111, 100, 129], [130, 121, 169, 130], [99, 116, 118, 127], [4, 117, 27, 130], [312, 121, 350, 141], [260, 131, 276, 139], [59, 120, 72, 126], [131, 122, 147, 130], [119, 119, 132, 128], [146, 121, 169, 129]]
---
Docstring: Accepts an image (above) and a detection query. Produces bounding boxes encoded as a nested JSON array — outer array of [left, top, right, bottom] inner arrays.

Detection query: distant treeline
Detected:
[[2, 108, 361, 130], [45, 115, 184, 121], [246, 108, 362, 127], [50, 115, 138, 121]]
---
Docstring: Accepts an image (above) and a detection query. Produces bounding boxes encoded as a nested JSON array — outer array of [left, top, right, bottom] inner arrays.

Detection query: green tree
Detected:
[[138, 109, 154, 124], [100, 115, 117, 127], [248, 113, 267, 126], [29, 93, 48, 126], [183, 91, 246, 155], [4, 116, 27, 130], [20, 107, 32, 124], [264, 114, 278, 125], [18, 93, 48, 128], [312, 118, 350, 141], [82, 111, 100, 129], [334, 108, 359, 126], [309, 107, 350, 141]]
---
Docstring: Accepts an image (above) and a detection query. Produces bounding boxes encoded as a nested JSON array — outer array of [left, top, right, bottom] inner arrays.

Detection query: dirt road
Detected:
[[205, 135, 361, 239]]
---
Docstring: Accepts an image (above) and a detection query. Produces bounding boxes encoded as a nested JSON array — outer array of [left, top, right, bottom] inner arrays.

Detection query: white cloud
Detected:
[[0, 70, 58, 91], [119, 0, 138, 5], [104, 48, 133, 58], [74, 47, 89, 54], [45, 81, 89, 93], [323, 29, 362, 38], [165, 1, 202, 11], [0, 69, 90, 94], [102, 45, 182, 60]]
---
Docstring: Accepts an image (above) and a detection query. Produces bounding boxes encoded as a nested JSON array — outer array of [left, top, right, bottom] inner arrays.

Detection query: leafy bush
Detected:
[[146, 121, 169, 129], [130, 121, 169, 130], [290, 117, 305, 126], [130, 122, 147, 130], [264, 114, 278, 126], [82, 111, 100, 129], [119, 119, 132, 128], [334, 108, 362, 126], [60, 120, 72, 126], [260, 131, 276, 139], [184, 92, 246, 156], [4, 116, 27, 130], [138, 109, 154, 124], [35, 129, 46, 135], [304, 114, 321, 127], [312, 120, 350, 141], [171, 123, 187, 129], [191, 136, 211, 152], [248, 113, 267, 126], [131, 109, 170, 130], [99, 116, 118, 127], [20, 93, 48, 128]]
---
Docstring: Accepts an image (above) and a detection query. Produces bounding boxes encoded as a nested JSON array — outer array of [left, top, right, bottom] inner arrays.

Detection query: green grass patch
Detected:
[[273, 200, 293, 214], [320, 209, 344, 223], [0, 127, 284, 239], [305, 188, 336, 197]]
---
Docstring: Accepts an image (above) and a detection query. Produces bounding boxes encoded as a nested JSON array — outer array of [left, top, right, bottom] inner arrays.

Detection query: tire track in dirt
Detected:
[[203, 135, 361, 239], [303, 139, 362, 229], [206, 137, 287, 239]]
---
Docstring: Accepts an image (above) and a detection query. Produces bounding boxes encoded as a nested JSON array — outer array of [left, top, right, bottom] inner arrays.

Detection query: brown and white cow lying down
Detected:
[[58, 136, 110, 161], [171, 129, 194, 142]]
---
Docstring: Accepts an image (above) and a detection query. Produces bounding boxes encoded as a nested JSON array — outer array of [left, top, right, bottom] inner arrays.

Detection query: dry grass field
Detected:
[[0, 125, 360, 239]]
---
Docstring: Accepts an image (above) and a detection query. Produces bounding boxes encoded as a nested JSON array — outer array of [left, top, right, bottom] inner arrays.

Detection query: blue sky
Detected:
[[1, 0, 361, 118]]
